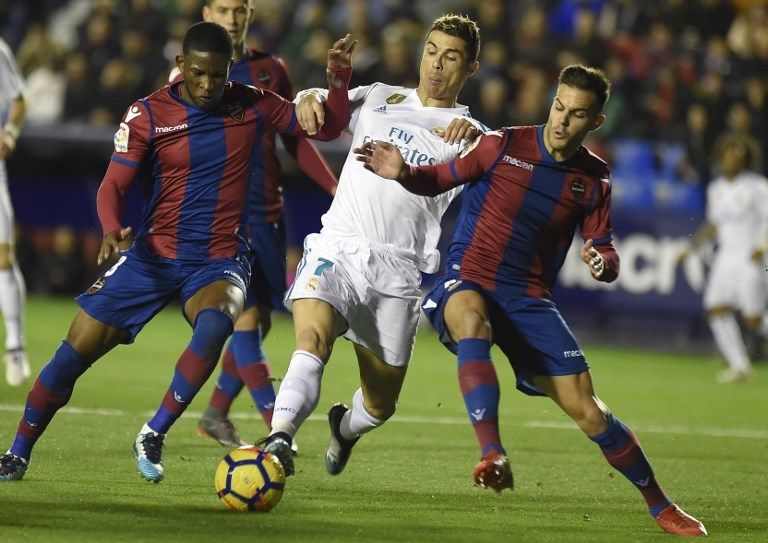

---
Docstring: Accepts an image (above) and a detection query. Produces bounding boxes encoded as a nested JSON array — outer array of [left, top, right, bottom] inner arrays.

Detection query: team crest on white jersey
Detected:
[[386, 93, 406, 104], [124, 105, 141, 123], [114, 122, 130, 153], [429, 127, 446, 138]]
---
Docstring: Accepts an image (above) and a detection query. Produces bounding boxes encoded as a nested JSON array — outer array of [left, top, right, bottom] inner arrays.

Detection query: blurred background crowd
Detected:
[[0, 0, 766, 298]]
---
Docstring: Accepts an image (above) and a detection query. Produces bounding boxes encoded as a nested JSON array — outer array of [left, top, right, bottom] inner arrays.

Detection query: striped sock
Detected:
[[148, 309, 233, 434], [590, 416, 671, 517], [208, 343, 244, 414], [457, 338, 504, 457], [10, 341, 89, 460], [232, 330, 276, 427]]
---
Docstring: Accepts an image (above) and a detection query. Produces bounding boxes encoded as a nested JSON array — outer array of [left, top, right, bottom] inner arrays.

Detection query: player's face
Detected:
[[543, 84, 605, 161], [417, 30, 478, 107], [177, 50, 233, 110], [203, 0, 252, 47]]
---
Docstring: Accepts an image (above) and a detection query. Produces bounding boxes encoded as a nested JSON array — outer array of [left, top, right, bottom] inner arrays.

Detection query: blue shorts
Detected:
[[243, 221, 287, 310], [76, 241, 249, 343], [422, 273, 589, 396]]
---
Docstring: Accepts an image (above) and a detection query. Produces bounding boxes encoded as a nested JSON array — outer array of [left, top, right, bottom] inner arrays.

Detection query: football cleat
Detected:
[[473, 451, 514, 492], [0, 453, 28, 481], [259, 433, 294, 476], [197, 415, 247, 448], [4, 349, 31, 387], [325, 403, 360, 476], [133, 428, 165, 483], [655, 504, 708, 537]]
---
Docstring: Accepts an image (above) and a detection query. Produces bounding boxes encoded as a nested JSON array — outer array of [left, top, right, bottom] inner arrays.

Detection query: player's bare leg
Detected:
[[443, 289, 513, 492], [1, 310, 129, 481], [533, 372, 707, 537], [264, 298, 345, 476], [325, 344, 405, 475]]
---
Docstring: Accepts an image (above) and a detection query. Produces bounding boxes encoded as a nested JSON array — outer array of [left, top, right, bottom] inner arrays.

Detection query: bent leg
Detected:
[[269, 298, 346, 438], [532, 372, 672, 517], [9, 309, 128, 461], [232, 305, 276, 427], [146, 281, 241, 435], [443, 290, 505, 458]]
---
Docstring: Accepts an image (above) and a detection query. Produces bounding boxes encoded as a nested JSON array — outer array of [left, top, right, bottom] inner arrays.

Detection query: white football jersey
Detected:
[[706, 170, 768, 257], [299, 84, 481, 273], [0, 38, 24, 119]]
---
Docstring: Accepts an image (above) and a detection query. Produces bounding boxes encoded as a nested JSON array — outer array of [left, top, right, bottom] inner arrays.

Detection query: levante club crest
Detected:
[[227, 102, 244, 122], [570, 177, 586, 200]]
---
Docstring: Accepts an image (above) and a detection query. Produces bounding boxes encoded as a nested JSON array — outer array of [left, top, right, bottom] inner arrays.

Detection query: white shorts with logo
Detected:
[[703, 253, 765, 317], [284, 232, 422, 367], [0, 161, 14, 243]]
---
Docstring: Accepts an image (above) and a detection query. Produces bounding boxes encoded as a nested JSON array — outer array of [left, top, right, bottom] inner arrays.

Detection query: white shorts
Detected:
[[703, 253, 766, 317], [285, 233, 422, 367], [0, 161, 14, 243]]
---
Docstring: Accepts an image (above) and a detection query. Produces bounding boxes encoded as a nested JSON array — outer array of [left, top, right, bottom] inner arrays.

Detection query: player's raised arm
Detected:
[[303, 33, 356, 139], [355, 130, 502, 197]]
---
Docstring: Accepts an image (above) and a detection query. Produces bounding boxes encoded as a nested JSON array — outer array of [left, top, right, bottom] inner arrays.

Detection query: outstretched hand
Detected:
[[327, 33, 357, 89], [354, 141, 407, 180], [580, 239, 605, 278], [98, 226, 133, 265], [436, 118, 481, 145]]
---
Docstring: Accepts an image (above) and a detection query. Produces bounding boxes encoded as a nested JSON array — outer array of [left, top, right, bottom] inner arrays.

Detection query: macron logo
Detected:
[[502, 155, 534, 171], [155, 123, 188, 134], [124, 106, 141, 123], [471, 408, 486, 421]]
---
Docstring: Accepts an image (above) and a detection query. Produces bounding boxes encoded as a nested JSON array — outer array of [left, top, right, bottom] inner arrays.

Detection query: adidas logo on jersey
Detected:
[[373, 105, 387, 114]]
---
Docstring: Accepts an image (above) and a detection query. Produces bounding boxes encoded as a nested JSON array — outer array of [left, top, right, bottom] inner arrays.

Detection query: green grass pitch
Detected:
[[0, 296, 765, 542]]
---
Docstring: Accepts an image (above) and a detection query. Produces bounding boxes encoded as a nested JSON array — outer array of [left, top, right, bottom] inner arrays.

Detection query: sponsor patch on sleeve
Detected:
[[114, 122, 130, 153]]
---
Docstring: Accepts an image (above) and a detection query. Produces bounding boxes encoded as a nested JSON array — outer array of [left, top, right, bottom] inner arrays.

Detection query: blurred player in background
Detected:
[[679, 135, 768, 383], [358, 64, 707, 537], [260, 14, 483, 478], [0, 37, 30, 388], [0, 21, 354, 484], [173, 0, 339, 450]]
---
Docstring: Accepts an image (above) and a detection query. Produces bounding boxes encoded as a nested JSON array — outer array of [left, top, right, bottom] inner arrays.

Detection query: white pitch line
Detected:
[[0, 404, 765, 440]]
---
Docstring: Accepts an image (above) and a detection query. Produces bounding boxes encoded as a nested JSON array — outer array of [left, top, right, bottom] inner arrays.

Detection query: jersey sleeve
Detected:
[[294, 83, 374, 134], [397, 130, 507, 196], [96, 101, 150, 236], [0, 40, 24, 98], [580, 173, 619, 282], [257, 68, 351, 141]]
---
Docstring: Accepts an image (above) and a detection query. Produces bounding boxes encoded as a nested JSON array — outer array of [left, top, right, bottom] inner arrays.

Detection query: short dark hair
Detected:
[[558, 64, 611, 111], [182, 21, 233, 57], [428, 14, 481, 63]]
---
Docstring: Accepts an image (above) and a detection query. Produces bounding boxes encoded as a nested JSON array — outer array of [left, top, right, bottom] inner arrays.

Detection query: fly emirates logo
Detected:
[[362, 126, 440, 166], [155, 123, 188, 134]]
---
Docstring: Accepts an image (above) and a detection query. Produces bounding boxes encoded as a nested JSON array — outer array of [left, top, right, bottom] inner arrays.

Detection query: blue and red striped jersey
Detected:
[[400, 125, 618, 299], [172, 49, 337, 223], [97, 77, 348, 262]]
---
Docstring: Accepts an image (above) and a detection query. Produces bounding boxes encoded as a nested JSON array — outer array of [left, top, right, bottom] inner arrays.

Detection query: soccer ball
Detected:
[[214, 445, 285, 512]]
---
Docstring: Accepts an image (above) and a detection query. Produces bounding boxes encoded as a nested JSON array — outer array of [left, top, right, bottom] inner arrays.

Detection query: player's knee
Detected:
[[192, 309, 235, 359], [453, 309, 491, 340], [569, 402, 609, 435], [295, 327, 333, 361]]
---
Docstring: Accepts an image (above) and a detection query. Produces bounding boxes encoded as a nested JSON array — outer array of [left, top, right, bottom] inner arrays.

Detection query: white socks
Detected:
[[270, 350, 324, 437], [0, 266, 25, 350], [709, 314, 752, 373], [340, 387, 384, 441]]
